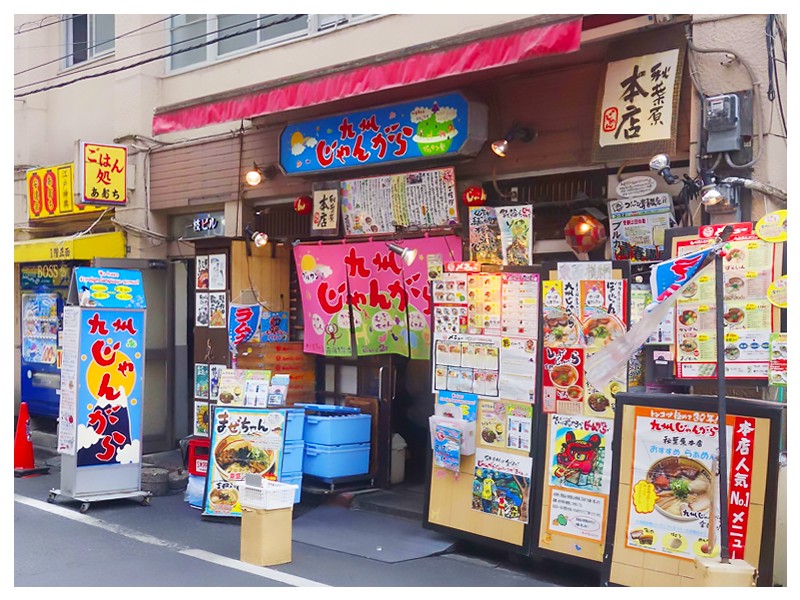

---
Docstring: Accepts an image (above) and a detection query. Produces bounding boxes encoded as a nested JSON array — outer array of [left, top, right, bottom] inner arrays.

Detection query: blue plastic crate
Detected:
[[304, 413, 371, 446], [280, 471, 303, 503], [284, 409, 305, 441], [281, 440, 304, 474], [295, 403, 361, 415], [303, 442, 370, 478]]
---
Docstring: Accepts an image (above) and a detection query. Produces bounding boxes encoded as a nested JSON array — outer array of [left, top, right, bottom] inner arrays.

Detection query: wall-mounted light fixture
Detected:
[[244, 163, 277, 186], [245, 224, 269, 248], [491, 122, 537, 158], [387, 242, 418, 266], [648, 153, 680, 185]]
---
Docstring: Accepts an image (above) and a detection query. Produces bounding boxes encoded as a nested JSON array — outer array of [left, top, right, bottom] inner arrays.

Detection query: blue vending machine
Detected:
[[19, 263, 74, 418], [49, 267, 150, 513]]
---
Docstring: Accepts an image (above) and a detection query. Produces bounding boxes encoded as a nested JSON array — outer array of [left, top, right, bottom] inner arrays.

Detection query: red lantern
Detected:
[[462, 186, 487, 207], [294, 195, 312, 215], [564, 214, 607, 254]]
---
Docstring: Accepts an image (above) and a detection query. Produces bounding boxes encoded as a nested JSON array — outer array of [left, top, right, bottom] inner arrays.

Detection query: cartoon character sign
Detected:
[[548, 415, 613, 495], [471, 449, 532, 523], [554, 431, 602, 487]]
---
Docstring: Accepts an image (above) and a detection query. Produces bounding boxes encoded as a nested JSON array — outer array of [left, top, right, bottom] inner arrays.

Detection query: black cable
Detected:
[[15, 14, 175, 77], [14, 14, 75, 35], [765, 15, 788, 136], [15, 14, 306, 99]]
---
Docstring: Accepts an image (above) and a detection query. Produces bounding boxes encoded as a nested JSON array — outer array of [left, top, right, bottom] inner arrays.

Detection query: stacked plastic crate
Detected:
[[278, 408, 306, 503], [298, 405, 372, 480]]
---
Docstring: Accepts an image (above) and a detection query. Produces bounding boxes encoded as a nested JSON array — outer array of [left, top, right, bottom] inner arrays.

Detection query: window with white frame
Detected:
[[65, 14, 115, 68], [168, 14, 375, 71]]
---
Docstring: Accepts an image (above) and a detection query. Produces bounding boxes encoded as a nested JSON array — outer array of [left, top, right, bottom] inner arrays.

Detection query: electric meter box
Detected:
[[704, 93, 742, 153]]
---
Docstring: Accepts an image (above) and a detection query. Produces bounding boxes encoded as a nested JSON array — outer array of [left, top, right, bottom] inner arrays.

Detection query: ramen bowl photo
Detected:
[[582, 315, 624, 348], [550, 364, 579, 389], [566, 385, 584, 401], [646, 457, 712, 521], [214, 435, 276, 481], [209, 487, 239, 510]]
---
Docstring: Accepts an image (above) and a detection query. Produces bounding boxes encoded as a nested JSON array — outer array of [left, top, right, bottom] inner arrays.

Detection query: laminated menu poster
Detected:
[[478, 400, 533, 451], [466, 272, 502, 335], [608, 193, 675, 262], [673, 224, 780, 379], [468, 206, 503, 265], [495, 205, 533, 266], [624, 406, 754, 560], [203, 406, 287, 518], [768, 332, 787, 387], [340, 166, 458, 236], [544, 414, 614, 542], [499, 338, 537, 403], [217, 369, 272, 407], [500, 272, 540, 338], [432, 333, 500, 396], [472, 448, 532, 523]]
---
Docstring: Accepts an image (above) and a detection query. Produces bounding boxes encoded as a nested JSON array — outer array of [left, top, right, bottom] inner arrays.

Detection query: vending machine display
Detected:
[[20, 291, 63, 418]]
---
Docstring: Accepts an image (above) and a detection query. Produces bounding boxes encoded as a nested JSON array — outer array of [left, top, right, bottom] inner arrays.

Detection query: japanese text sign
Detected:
[[75, 308, 145, 467], [311, 188, 340, 235], [598, 49, 680, 147], [228, 304, 261, 354], [26, 163, 104, 220], [71, 267, 146, 309], [280, 92, 486, 174], [78, 140, 128, 206]]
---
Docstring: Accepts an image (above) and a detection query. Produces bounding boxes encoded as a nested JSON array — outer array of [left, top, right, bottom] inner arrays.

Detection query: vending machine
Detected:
[[20, 290, 63, 418]]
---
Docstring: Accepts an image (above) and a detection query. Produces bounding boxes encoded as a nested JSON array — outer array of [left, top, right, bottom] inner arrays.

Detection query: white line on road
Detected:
[[14, 494, 329, 587]]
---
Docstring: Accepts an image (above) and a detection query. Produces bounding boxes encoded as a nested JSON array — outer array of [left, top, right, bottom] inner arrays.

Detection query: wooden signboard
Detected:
[[235, 341, 316, 405]]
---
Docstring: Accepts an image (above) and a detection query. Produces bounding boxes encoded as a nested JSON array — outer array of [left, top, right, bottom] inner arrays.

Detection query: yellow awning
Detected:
[[14, 231, 126, 263]]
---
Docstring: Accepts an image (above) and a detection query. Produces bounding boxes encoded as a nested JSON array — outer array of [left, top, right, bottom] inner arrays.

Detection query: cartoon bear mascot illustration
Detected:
[[553, 430, 602, 487]]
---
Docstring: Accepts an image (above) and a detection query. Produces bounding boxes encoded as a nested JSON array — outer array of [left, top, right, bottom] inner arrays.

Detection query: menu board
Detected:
[[670, 223, 782, 379], [340, 166, 458, 236], [203, 406, 287, 518]]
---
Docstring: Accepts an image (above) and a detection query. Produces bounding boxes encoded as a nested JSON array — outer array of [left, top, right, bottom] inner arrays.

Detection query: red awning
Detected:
[[152, 19, 582, 135]]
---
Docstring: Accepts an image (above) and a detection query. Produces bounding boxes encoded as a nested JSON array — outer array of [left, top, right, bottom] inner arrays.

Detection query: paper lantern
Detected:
[[294, 196, 312, 215], [564, 214, 607, 254], [462, 186, 487, 207]]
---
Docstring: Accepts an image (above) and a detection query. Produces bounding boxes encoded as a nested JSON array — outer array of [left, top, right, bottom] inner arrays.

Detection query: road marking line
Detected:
[[14, 494, 328, 587], [181, 549, 329, 587]]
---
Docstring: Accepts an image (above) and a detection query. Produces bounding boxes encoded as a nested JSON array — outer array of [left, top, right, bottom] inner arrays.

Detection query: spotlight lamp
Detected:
[[648, 154, 680, 185], [491, 122, 537, 158], [245, 225, 269, 248], [387, 243, 418, 266], [244, 163, 276, 187]]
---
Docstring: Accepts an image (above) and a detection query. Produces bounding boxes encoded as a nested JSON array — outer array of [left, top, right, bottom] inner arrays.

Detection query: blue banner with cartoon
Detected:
[[280, 92, 471, 174], [260, 311, 289, 342], [228, 304, 261, 353], [73, 267, 146, 309], [76, 308, 145, 467]]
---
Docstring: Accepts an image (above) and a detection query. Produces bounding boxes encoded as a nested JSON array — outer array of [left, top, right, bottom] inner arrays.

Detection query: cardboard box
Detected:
[[240, 506, 293, 566]]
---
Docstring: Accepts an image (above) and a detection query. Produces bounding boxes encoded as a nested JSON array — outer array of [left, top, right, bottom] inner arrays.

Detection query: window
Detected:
[[168, 14, 377, 72], [65, 14, 114, 68]]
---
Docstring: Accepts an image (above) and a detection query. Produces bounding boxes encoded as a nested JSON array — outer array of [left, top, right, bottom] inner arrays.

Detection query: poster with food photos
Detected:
[[468, 206, 503, 265], [208, 292, 227, 328], [672, 223, 780, 379], [467, 272, 502, 335], [495, 205, 533, 266], [432, 333, 501, 397], [542, 346, 584, 415], [194, 363, 209, 399], [195, 292, 209, 327], [196, 255, 209, 289]]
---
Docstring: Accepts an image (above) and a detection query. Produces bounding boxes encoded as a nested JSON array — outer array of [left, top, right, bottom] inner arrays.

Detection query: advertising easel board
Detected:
[[604, 392, 783, 586], [50, 267, 149, 512]]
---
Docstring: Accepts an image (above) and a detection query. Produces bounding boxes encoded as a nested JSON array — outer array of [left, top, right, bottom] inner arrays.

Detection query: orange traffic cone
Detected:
[[14, 402, 50, 477]]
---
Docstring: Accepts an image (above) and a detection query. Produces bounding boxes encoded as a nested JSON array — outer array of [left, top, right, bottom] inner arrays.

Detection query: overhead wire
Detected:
[[15, 14, 175, 77], [14, 14, 306, 98]]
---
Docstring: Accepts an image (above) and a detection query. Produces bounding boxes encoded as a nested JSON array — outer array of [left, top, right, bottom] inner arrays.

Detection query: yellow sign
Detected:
[[26, 164, 104, 220], [13, 231, 126, 263], [79, 140, 128, 206], [767, 275, 787, 308], [755, 210, 787, 243]]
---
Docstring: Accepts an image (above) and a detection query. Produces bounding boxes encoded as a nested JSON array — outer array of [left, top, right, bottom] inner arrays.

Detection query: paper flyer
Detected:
[[472, 448, 532, 523]]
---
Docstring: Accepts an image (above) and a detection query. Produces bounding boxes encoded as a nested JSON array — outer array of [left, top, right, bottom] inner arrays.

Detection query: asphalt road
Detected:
[[13, 458, 601, 589]]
